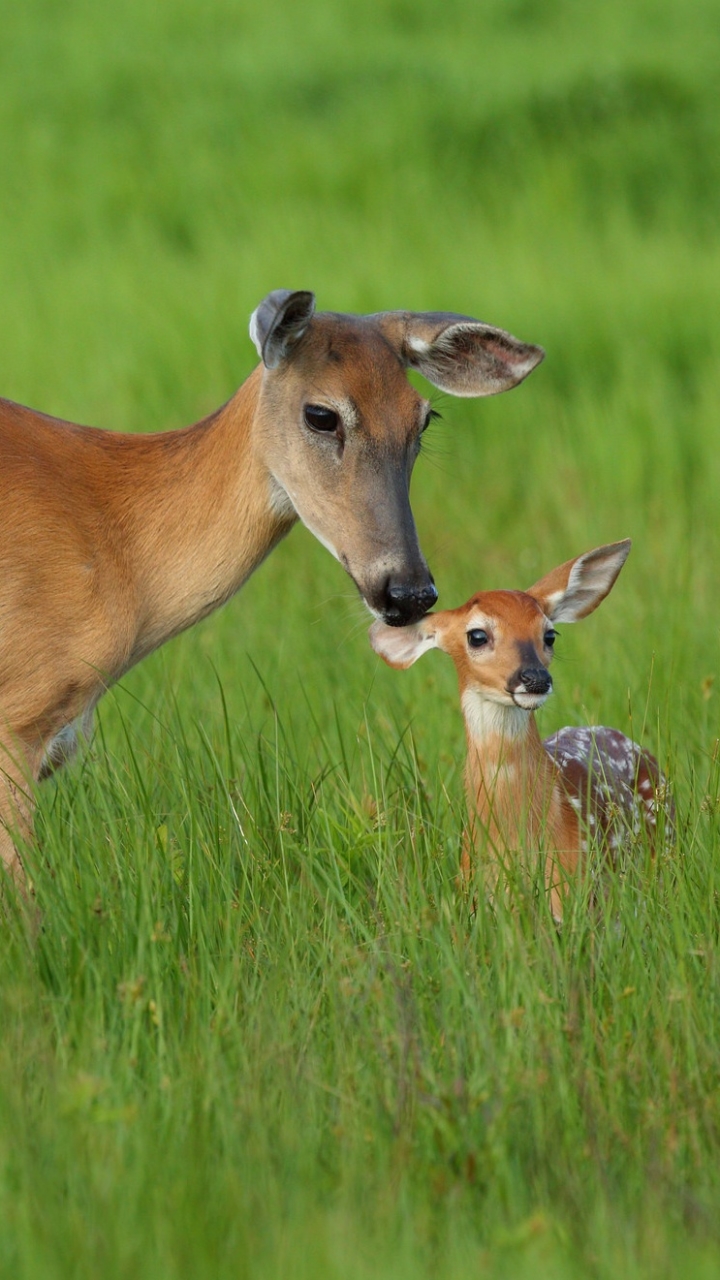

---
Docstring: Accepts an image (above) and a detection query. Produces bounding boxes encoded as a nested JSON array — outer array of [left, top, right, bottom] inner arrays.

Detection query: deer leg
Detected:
[[545, 859, 564, 925], [0, 737, 39, 892], [459, 826, 474, 883]]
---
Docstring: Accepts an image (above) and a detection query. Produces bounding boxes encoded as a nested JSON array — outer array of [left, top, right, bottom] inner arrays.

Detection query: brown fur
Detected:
[[0, 293, 543, 881], [370, 541, 674, 923]]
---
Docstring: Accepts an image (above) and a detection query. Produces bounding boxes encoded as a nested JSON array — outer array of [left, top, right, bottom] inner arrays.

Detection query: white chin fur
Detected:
[[512, 690, 551, 710]]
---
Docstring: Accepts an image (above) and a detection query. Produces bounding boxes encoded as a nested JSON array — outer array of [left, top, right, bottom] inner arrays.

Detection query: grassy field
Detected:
[[1, 0, 720, 1275]]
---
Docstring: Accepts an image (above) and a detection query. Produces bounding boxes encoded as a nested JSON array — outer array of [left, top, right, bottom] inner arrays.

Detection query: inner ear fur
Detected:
[[527, 540, 632, 623], [369, 619, 439, 669], [377, 311, 544, 397]]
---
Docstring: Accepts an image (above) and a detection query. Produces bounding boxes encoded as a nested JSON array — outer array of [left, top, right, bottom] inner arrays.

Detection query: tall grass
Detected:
[[1, 0, 720, 1275]]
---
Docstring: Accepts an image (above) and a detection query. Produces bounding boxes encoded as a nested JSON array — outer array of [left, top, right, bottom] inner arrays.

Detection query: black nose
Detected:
[[383, 579, 438, 627], [517, 666, 552, 695]]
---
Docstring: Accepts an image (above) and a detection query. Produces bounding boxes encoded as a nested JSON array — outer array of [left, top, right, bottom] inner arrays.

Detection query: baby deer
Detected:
[[370, 541, 673, 922]]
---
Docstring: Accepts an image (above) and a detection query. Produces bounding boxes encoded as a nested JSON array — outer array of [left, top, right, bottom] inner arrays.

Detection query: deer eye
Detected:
[[304, 404, 339, 433], [544, 629, 558, 648], [467, 629, 489, 649]]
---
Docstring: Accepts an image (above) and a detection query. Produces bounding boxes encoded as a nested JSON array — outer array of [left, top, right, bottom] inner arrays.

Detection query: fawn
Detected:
[[370, 541, 673, 922]]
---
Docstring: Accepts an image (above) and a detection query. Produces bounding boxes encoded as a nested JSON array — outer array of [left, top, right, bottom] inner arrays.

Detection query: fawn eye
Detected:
[[544, 629, 558, 648], [304, 404, 339, 433], [467, 628, 489, 649]]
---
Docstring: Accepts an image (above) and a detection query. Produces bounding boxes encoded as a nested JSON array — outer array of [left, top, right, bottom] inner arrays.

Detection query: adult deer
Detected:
[[0, 288, 543, 881], [370, 541, 674, 922]]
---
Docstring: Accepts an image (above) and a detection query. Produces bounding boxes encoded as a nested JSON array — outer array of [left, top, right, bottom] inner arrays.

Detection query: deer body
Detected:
[[371, 542, 673, 921], [0, 289, 543, 880], [2, 370, 283, 764]]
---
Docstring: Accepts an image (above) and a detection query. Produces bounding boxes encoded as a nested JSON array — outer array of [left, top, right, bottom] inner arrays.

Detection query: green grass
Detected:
[[2, 0, 720, 1275]]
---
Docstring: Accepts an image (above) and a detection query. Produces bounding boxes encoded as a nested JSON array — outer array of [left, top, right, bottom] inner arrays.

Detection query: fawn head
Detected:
[[250, 290, 544, 626], [370, 541, 631, 708]]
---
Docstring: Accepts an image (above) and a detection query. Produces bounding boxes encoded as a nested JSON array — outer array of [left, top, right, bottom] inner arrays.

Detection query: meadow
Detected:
[[1, 0, 720, 1275]]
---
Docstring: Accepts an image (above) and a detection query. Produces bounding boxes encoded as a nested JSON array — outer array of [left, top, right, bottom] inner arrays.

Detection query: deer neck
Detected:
[[461, 688, 560, 853], [121, 365, 298, 664]]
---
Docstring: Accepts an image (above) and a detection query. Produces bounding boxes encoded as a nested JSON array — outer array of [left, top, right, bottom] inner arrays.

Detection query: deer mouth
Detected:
[[356, 572, 438, 627], [511, 689, 552, 710]]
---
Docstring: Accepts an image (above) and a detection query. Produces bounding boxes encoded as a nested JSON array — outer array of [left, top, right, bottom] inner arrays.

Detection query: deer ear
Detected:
[[527, 540, 631, 623], [249, 290, 316, 368], [369, 619, 439, 669], [377, 311, 544, 396]]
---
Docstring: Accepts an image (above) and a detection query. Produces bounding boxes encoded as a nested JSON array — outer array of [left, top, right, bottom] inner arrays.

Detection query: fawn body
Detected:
[[371, 541, 673, 921], [0, 288, 543, 880]]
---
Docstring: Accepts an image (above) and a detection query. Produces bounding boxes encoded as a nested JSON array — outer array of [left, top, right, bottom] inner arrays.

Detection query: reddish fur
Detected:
[[461, 702, 671, 923], [370, 542, 674, 922]]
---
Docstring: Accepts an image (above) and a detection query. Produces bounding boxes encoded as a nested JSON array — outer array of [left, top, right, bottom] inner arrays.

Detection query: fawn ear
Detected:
[[369, 618, 439, 669], [376, 311, 544, 396], [249, 289, 316, 368], [527, 540, 631, 623]]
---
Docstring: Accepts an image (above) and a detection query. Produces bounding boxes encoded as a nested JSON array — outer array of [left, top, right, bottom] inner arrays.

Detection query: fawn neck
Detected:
[[461, 689, 561, 854], [121, 366, 297, 664]]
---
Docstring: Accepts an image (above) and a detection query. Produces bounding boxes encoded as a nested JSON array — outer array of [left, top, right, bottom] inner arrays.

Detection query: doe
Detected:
[[370, 541, 674, 922], [0, 288, 542, 882]]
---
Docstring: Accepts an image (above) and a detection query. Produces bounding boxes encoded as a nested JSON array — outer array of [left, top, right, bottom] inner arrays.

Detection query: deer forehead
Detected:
[[437, 594, 548, 681], [280, 316, 426, 437], [456, 590, 549, 640]]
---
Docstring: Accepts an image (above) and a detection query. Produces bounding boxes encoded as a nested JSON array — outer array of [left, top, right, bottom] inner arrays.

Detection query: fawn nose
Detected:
[[516, 666, 553, 695], [383, 578, 438, 627]]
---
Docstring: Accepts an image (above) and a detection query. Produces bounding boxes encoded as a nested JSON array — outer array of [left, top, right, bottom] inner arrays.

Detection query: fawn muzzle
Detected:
[[512, 666, 553, 696]]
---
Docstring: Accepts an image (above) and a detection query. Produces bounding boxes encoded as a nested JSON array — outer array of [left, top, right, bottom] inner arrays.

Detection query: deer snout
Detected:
[[510, 665, 553, 700], [381, 576, 438, 627]]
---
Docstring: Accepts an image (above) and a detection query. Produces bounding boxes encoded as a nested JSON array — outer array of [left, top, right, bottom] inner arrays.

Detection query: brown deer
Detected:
[[0, 288, 543, 881], [370, 541, 674, 922]]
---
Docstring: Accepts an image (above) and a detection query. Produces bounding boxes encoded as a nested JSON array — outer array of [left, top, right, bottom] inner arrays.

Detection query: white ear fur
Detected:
[[531, 540, 631, 623], [369, 620, 438, 669], [404, 319, 544, 397], [249, 289, 315, 367]]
